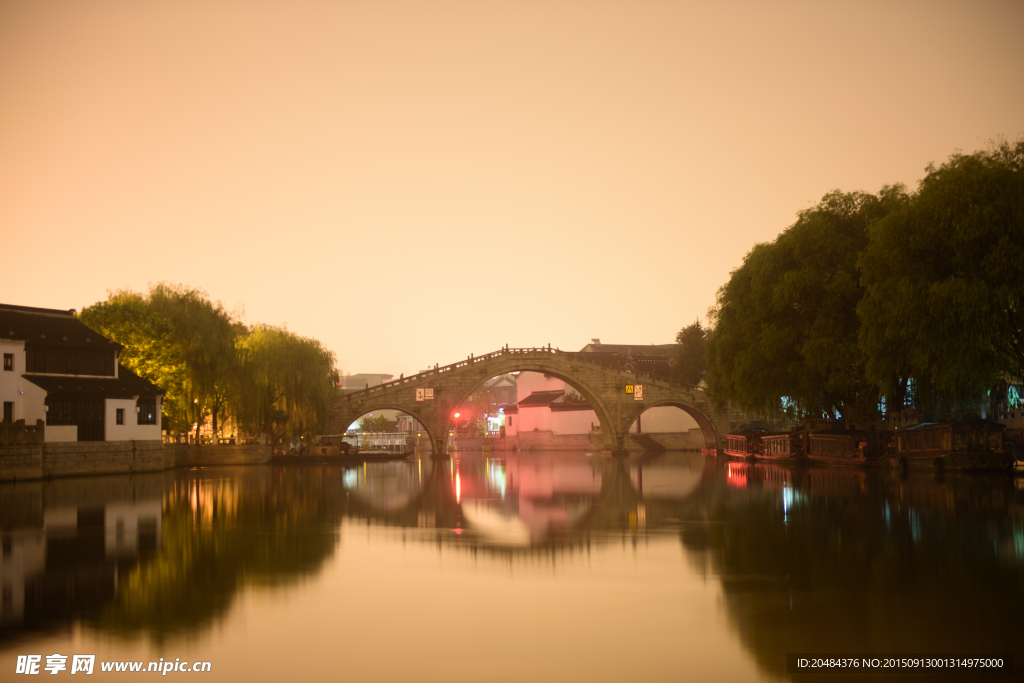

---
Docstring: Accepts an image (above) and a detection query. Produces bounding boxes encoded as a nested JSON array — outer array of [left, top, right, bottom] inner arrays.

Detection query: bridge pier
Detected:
[[609, 433, 629, 458]]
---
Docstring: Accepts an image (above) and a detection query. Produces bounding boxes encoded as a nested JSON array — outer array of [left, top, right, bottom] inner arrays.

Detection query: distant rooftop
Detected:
[[518, 390, 565, 406], [578, 342, 675, 356]]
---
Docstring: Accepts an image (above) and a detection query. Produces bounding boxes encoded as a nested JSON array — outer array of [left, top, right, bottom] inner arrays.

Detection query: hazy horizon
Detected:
[[3, 0, 1022, 376]]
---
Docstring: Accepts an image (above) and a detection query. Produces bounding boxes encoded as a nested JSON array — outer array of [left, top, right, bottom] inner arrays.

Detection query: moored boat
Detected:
[[756, 431, 805, 463], [887, 420, 1013, 472], [724, 431, 763, 460], [805, 429, 888, 468]]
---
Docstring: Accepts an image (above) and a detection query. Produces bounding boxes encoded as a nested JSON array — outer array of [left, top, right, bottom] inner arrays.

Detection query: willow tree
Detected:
[[858, 140, 1024, 415], [706, 188, 908, 425], [146, 283, 239, 439], [234, 325, 339, 447]]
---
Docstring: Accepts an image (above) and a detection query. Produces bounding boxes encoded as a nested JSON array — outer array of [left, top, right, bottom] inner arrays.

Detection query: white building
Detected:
[[0, 304, 164, 442]]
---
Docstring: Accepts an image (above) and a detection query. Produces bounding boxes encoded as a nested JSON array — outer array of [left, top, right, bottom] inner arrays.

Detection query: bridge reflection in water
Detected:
[[1, 454, 1022, 681]]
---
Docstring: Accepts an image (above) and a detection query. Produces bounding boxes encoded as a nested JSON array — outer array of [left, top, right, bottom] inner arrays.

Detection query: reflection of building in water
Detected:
[[0, 482, 161, 631]]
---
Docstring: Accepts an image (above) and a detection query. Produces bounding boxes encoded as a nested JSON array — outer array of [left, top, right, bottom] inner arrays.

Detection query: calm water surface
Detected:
[[1, 452, 1022, 682]]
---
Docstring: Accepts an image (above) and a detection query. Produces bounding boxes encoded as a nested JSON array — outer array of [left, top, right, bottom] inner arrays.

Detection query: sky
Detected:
[[2, 0, 1022, 378]]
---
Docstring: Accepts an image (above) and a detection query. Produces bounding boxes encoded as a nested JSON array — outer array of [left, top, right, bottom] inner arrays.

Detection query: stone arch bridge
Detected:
[[328, 347, 749, 456]]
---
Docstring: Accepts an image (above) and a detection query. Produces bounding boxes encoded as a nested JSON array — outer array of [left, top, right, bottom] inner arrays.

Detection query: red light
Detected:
[[454, 412, 460, 418]]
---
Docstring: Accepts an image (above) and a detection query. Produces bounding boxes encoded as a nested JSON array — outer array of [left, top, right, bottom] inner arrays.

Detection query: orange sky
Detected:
[[2, 0, 1022, 377]]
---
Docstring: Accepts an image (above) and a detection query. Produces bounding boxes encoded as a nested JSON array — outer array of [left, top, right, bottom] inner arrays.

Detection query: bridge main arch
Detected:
[[442, 358, 620, 453]]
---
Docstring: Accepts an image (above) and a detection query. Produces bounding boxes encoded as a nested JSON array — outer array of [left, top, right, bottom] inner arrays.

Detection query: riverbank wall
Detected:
[[0, 441, 271, 481], [0, 441, 165, 481], [165, 443, 272, 467], [447, 429, 708, 453]]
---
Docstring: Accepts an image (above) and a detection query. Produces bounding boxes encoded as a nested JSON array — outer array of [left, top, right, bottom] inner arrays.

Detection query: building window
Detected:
[[116, 408, 124, 425], [2, 402, 11, 423], [3, 354, 12, 371], [137, 398, 156, 425]]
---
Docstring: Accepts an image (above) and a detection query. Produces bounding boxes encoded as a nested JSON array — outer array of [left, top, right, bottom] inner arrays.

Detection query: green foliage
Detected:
[[706, 188, 908, 423], [80, 289, 190, 431], [358, 414, 396, 432], [234, 325, 339, 444], [561, 389, 588, 403], [81, 284, 338, 441], [858, 140, 1024, 409], [674, 319, 708, 387]]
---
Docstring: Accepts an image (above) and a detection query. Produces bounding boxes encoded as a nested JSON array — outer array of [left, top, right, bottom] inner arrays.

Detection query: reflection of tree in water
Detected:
[[681, 464, 1024, 680], [90, 468, 339, 639]]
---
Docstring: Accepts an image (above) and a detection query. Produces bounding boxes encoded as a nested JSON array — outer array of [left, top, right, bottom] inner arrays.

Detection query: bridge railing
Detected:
[[337, 346, 698, 403]]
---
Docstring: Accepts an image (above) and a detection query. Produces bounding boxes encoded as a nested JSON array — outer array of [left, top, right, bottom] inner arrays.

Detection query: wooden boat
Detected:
[[804, 429, 888, 468], [755, 431, 805, 463], [724, 431, 763, 460], [887, 420, 1013, 472]]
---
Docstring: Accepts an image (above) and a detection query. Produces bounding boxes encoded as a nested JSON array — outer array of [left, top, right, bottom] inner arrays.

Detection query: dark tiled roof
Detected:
[[23, 365, 163, 398], [0, 304, 122, 351], [550, 402, 593, 412], [518, 390, 564, 406]]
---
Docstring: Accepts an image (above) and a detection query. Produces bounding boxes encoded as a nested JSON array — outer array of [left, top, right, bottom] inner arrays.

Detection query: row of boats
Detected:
[[724, 419, 1022, 473]]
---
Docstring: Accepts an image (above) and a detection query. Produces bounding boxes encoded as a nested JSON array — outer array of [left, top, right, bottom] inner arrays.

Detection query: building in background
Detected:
[[337, 373, 394, 394]]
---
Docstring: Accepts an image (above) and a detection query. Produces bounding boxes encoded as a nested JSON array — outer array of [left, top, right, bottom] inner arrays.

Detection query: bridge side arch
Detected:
[[621, 399, 722, 450], [333, 402, 440, 453], [442, 361, 619, 453]]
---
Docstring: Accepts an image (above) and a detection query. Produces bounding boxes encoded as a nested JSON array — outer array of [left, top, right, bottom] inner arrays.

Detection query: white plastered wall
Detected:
[[105, 397, 162, 441], [0, 339, 26, 420], [19, 378, 47, 424], [550, 408, 599, 434]]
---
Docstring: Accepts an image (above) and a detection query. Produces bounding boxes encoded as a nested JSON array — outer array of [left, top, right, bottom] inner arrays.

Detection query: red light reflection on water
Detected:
[[727, 463, 747, 488]]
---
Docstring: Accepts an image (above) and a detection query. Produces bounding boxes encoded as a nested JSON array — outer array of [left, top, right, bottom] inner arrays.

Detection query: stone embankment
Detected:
[[1, 441, 271, 482]]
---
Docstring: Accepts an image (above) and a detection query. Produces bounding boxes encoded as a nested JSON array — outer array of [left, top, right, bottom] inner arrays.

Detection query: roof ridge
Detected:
[[0, 303, 77, 317]]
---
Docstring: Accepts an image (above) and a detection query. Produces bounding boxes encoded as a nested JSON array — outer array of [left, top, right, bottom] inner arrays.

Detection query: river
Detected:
[[1, 452, 1021, 681]]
